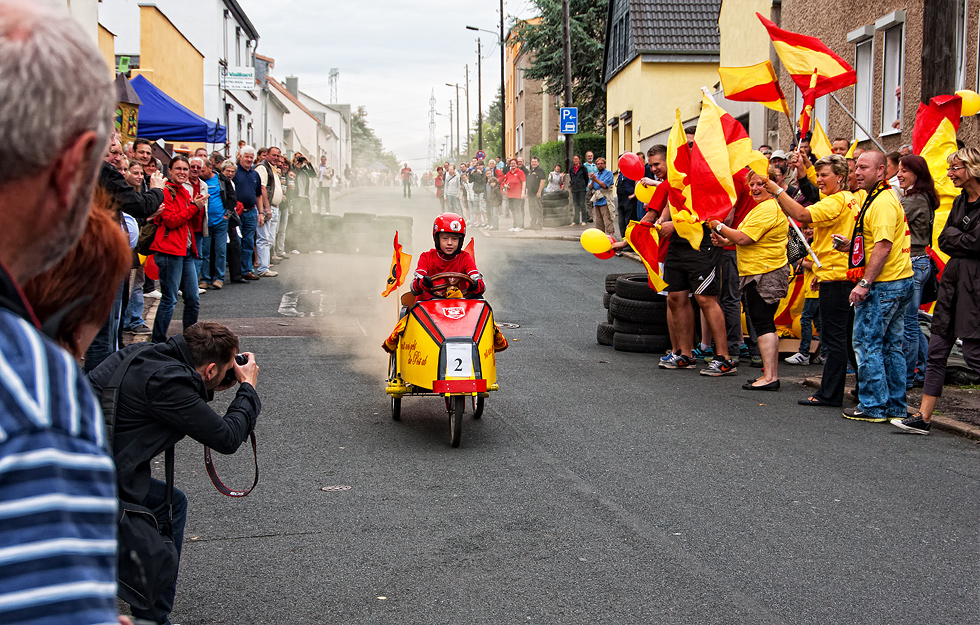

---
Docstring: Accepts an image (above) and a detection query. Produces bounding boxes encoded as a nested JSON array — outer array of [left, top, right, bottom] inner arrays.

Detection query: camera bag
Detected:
[[99, 345, 179, 616]]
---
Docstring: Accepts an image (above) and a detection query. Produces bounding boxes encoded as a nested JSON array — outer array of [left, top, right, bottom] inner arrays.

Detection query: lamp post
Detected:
[[467, 20, 504, 162]]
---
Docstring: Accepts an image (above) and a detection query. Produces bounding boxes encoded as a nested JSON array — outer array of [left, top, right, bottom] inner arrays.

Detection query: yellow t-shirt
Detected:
[[805, 191, 859, 282], [852, 188, 914, 282], [803, 264, 819, 299], [736, 198, 788, 276]]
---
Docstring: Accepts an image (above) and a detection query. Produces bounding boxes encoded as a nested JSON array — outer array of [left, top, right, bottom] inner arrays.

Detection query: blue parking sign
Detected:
[[560, 107, 578, 134]]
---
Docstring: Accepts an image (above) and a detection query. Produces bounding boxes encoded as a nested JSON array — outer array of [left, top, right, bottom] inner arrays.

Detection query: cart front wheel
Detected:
[[391, 397, 401, 421], [472, 396, 485, 419], [449, 396, 464, 447]]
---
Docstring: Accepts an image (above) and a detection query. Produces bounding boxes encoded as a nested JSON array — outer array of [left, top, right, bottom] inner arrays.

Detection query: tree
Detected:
[[470, 87, 504, 159], [351, 106, 399, 171], [511, 0, 608, 134]]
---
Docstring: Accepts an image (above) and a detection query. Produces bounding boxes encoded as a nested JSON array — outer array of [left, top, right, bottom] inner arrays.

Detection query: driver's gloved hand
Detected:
[[421, 276, 434, 289]]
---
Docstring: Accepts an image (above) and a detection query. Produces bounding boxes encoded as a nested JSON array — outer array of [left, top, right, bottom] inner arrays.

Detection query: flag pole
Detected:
[[789, 217, 822, 268], [829, 93, 887, 152]]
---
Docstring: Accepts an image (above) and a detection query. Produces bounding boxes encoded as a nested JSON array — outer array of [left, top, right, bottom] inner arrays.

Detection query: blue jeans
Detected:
[[200, 218, 228, 283], [83, 282, 125, 373], [130, 479, 187, 625], [904, 256, 931, 387], [571, 190, 588, 223], [240, 207, 257, 276], [152, 252, 200, 343], [798, 297, 821, 355], [852, 277, 914, 418], [124, 265, 146, 329]]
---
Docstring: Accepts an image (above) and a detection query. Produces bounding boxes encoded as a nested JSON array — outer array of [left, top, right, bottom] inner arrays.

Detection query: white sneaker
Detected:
[[144, 289, 162, 299], [198, 288, 206, 294], [784, 352, 810, 365], [258, 270, 278, 277], [291, 249, 301, 255], [515, 227, 524, 232]]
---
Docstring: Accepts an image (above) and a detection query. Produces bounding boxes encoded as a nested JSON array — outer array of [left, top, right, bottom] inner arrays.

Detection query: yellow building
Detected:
[[130, 5, 205, 116]]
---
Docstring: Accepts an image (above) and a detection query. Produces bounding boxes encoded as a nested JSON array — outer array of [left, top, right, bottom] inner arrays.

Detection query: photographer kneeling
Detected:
[[88, 321, 261, 625]]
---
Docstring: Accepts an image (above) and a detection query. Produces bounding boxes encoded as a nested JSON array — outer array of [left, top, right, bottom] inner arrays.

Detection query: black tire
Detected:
[[602, 292, 611, 309], [613, 317, 668, 335], [609, 294, 668, 324], [391, 397, 401, 421], [542, 190, 568, 201], [597, 322, 615, 346], [449, 396, 464, 448], [543, 216, 572, 228], [472, 396, 485, 419], [607, 308, 614, 323], [542, 205, 570, 216], [605, 273, 639, 294], [613, 332, 672, 353], [342, 212, 375, 223], [541, 199, 569, 209], [615, 274, 667, 302]]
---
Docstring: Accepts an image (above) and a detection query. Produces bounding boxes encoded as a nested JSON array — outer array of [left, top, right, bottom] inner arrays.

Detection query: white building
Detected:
[[98, 0, 261, 150]]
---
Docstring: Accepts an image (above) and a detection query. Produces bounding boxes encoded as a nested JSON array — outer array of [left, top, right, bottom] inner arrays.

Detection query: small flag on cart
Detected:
[[382, 231, 412, 297]]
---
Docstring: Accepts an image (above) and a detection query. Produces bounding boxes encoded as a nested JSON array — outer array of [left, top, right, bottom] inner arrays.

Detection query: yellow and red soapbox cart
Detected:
[[384, 273, 502, 447]]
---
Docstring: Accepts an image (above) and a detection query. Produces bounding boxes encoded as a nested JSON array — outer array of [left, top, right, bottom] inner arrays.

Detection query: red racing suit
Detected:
[[411, 249, 485, 299]]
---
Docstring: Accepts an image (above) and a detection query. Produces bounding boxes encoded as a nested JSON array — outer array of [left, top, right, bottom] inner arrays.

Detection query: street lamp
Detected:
[[467, 19, 505, 162]]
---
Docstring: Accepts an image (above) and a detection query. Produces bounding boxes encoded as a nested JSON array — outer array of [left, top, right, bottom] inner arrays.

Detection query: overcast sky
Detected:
[[236, 0, 538, 166]]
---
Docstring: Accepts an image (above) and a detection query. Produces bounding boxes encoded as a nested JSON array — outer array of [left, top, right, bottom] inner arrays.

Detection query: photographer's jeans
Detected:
[[853, 277, 914, 419], [904, 255, 931, 387], [130, 479, 187, 625], [152, 252, 200, 344], [200, 218, 228, 284], [239, 207, 257, 276]]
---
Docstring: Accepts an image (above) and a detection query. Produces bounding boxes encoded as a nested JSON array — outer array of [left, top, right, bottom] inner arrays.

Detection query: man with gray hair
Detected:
[[233, 146, 263, 281], [0, 2, 125, 624]]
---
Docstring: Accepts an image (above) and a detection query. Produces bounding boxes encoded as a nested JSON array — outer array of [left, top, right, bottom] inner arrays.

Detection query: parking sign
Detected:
[[560, 107, 578, 135]]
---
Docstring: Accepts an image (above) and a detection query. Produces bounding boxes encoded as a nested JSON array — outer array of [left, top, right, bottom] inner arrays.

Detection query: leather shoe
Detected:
[[798, 396, 839, 407], [742, 380, 780, 391], [243, 272, 260, 280], [231, 277, 249, 284]]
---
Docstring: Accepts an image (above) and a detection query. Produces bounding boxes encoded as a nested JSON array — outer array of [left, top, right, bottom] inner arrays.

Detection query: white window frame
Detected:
[[955, 0, 969, 90], [876, 11, 906, 137], [847, 25, 875, 141]]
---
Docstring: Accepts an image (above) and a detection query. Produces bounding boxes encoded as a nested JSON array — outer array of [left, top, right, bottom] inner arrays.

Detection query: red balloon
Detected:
[[618, 152, 644, 181], [593, 249, 616, 260], [143, 254, 159, 280]]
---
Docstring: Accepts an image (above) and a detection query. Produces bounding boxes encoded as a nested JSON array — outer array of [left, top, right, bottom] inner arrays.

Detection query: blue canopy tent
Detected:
[[130, 75, 227, 143]]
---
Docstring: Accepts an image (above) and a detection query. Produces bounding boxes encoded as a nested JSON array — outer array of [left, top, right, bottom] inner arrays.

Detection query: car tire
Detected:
[[597, 322, 615, 346], [605, 273, 640, 294], [613, 332, 672, 353], [602, 292, 612, 309], [609, 294, 668, 324], [613, 317, 668, 335], [615, 274, 667, 302]]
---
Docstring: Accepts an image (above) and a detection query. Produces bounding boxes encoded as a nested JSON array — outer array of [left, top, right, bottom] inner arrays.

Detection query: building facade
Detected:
[[505, 19, 560, 162]]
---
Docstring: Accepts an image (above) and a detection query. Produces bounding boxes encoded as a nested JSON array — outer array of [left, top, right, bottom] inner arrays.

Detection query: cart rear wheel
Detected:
[[391, 397, 401, 421], [449, 396, 464, 447], [472, 396, 485, 419]]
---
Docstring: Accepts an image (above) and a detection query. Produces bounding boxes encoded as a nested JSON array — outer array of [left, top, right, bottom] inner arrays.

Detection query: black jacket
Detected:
[[568, 164, 590, 192], [932, 191, 980, 339], [86, 336, 260, 505], [99, 161, 165, 220]]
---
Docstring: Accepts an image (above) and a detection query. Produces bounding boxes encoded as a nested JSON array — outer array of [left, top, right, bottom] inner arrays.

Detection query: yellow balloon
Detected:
[[634, 182, 655, 204], [956, 90, 980, 116], [580, 228, 612, 254]]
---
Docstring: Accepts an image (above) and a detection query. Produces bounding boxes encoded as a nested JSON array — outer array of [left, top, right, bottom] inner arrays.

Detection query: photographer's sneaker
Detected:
[[258, 270, 278, 277], [784, 352, 810, 365], [892, 413, 931, 435], [659, 353, 696, 369], [700, 357, 737, 377]]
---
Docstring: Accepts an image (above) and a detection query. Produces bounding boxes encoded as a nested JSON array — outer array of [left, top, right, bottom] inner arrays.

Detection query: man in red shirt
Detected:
[[501, 158, 526, 231], [400, 163, 413, 198]]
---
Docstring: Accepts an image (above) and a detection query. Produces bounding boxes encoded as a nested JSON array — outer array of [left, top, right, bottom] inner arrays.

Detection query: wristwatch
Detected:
[[858, 278, 872, 288], [773, 187, 784, 197], [715, 222, 725, 233]]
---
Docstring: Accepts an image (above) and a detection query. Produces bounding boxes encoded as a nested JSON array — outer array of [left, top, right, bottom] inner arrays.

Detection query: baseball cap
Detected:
[[770, 150, 788, 160]]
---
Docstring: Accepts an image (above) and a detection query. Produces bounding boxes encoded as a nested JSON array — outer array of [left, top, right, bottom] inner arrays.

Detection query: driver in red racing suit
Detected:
[[411, 212, 486, 300]]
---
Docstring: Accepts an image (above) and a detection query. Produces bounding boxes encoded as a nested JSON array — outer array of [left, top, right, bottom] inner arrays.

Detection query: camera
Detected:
[[222, 353, 249, 385]]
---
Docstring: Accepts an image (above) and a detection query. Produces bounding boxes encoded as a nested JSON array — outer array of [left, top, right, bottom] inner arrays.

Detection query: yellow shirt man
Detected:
[[853, 188, 913, 282]]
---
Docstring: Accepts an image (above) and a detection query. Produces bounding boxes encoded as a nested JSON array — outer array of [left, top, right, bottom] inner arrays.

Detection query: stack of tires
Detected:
[[541, 190, 572, 228], [372, 215, 414, 254], [597, 273, 671, 354]]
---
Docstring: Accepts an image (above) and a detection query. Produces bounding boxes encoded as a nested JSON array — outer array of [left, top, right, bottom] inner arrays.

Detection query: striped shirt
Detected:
[[0, 310, 118, 625]]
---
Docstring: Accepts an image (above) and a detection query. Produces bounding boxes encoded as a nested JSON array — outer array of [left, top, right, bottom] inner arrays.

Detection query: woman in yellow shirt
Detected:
[[764, 154, 859, 407], [710, 172, 789, 390]]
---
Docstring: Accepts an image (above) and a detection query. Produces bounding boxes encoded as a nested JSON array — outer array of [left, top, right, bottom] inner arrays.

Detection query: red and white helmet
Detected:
[[433, 212, 466, 258]]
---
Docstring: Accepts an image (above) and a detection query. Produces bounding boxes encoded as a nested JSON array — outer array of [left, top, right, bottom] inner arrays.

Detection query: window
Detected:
[[620, 11, 629, 67], [610, 21, 619, 70], [955, 0, 967, 90], [610, 127, 619, 162], [623, 121, 632, 152], [793, 88, 828, 137], [852, 37, 874, 140], [876, 11, 905, 135], [236, 28, 241, 65]]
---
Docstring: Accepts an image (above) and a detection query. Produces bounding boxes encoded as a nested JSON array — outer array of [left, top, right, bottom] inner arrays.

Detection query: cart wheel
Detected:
[[472, 396, 485, 419], [449, 396, 464, 448], [391, 397, 401, 421]]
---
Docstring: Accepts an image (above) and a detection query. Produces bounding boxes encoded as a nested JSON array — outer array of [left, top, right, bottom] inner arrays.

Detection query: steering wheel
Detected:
[[428, 272, 477, 298]]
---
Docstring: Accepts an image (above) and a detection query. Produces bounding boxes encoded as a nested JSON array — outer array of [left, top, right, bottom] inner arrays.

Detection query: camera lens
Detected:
[[235, 353, 248, 366]]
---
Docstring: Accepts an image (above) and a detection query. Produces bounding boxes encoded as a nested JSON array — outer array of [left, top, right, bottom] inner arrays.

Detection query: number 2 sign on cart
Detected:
[[445, 343, 474, 377]]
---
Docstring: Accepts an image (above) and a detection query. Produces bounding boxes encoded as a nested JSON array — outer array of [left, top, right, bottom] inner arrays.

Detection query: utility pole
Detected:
[[921, 3, 956, 102], [500, 0, 506, 162], [477, 38, 483, 151], [465, 64, 471, 158], [448, 100, 454, 162], [562, 0, 573, 171], [455, 84, 460, 160]]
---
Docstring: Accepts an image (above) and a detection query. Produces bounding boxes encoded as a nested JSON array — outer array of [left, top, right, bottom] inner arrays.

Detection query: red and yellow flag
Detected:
[[809, 117, 834, 159], [666, 109, 703, 249], [719, 60, 790, 116], [757, 13, 856, 97], [624, 220, 667, 292], [382, 231, 412, 297]]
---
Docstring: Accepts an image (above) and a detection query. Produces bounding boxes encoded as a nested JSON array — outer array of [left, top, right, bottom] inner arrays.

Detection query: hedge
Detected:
[[530, 133, 607, 169]]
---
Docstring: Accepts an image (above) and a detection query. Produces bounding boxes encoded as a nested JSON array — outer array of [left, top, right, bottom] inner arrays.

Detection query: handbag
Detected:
[[921, 253, 940, 304], [135, 222, 157, 256], [99, 346, 179, 615], [786, 227, 808, 264]]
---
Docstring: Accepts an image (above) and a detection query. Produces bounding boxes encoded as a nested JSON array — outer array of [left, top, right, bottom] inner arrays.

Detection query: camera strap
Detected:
[[203, 432, 258, 497]]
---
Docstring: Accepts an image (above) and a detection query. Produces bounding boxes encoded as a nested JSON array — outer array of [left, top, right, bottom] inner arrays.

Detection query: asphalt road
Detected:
[[165, 185, 980, 625]]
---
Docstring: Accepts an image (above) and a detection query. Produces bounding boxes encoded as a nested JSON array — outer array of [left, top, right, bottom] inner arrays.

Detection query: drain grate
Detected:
[[320, 485, 352, 492], [497, 322, 520, 329]]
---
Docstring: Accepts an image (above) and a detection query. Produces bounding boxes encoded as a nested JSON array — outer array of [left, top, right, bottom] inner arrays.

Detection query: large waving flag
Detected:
[[382, 231, 412, 297], [913, 94, 962, 273], [666, 109, 703, 249], [719, 61, 790, 116], [625, 220, 667, 292], [757, 13, 856, 97]]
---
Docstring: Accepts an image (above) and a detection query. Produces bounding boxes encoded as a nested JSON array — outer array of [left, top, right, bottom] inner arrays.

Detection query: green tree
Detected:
[[351, 106, 399, 171], [470, 87, 504, 159], [511, 0, 608, 134]]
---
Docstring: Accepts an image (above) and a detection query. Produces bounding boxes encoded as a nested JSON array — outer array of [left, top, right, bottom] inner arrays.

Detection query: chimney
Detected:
[[285, 76, 299, 98]]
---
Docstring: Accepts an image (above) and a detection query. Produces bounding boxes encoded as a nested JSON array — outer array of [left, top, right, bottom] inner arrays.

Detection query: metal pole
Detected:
[[477, 38, 483, 151], [465, 65, 471, 158], [562, 0, 573, 171], [449, 100, 453, 162], [829, 93, 886, 152], [500, 0, 506, 162], [455, 84, 460, 160]]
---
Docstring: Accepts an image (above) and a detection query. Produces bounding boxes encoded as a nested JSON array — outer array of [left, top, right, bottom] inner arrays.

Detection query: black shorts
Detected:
[[663, 227, 722, 296]]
